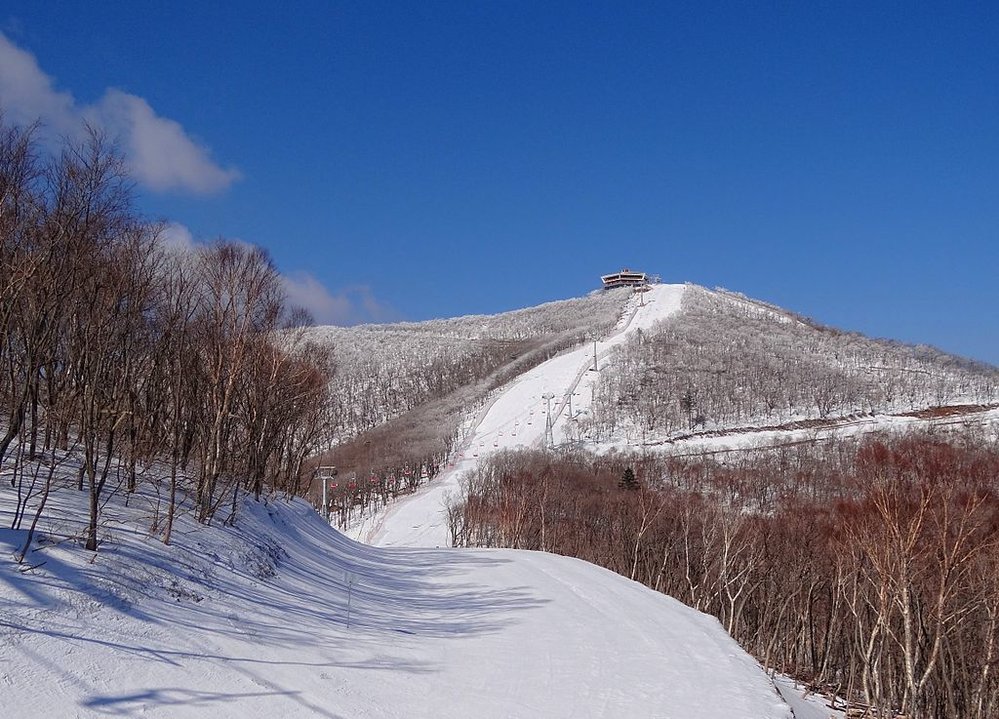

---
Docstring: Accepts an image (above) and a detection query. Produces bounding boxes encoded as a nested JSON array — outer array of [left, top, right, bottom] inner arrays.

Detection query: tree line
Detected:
[[448, 430, 999, 719], [1, 116, 333, 553]]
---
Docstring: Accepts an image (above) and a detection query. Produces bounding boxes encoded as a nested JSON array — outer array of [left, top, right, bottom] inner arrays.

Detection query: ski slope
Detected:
[[337, 283, 818, 717], [365, 284, 687, 548], [1, 487, 800, 718]]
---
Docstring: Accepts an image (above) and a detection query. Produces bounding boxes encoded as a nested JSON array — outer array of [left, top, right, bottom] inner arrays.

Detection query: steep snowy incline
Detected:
[[2, 493, 794, 718], [366, 284, 686, 548]]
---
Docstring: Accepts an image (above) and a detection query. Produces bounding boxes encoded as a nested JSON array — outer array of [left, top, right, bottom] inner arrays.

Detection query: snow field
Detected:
[[2, 282, 857, 717]]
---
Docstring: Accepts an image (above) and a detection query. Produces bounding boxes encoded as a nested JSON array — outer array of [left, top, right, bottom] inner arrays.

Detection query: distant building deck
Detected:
[[601, 269, 649, 290]]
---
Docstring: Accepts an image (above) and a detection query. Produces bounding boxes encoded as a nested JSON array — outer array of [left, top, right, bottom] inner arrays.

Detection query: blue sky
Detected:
[[2, 2, 997, 363]]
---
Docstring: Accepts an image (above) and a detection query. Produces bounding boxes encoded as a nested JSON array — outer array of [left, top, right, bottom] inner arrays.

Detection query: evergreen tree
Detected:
[[619, 467, 639, 490]]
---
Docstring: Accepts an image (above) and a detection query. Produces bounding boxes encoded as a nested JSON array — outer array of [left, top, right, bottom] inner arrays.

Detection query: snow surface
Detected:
[[3, 489, 794, 718]]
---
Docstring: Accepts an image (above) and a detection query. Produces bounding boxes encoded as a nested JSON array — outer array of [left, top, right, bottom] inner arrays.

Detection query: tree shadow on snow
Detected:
[[2, 494, 550, 716], [80, 686, 345, 718]]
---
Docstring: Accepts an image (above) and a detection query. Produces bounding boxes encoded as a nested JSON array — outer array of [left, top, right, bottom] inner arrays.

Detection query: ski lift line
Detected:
[[544, 289, 650, 441], [369, 287, 658, 540]]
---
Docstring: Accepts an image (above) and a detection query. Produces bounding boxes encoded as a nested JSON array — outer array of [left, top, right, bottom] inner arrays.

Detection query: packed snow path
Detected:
[[1, 496, 795, 718], [366, 284, 687, 548]]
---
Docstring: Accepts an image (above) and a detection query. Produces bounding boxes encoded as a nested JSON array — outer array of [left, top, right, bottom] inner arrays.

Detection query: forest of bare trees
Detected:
[[0, 116, 333, 553], [448, 431, 999, 718], [587, 286, 999, 441]]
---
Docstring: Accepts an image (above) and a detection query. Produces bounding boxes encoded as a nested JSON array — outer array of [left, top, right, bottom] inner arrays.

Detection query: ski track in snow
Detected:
[[2, 494, 799, 718]]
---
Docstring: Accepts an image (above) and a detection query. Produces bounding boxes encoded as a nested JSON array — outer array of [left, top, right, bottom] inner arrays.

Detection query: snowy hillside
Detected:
[[2, 475, 798, 718], [8, 281, 989, 718], [315, 282, 997, 494], [307, 289, 631, 440], [587, 285, 999, 443]]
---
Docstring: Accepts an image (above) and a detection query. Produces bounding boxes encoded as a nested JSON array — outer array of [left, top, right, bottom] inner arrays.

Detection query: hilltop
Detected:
[[319, 283, 998, 538]]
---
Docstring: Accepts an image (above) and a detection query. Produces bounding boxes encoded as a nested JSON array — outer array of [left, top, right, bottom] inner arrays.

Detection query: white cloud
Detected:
[[158, 221, 198, 254], [281, 273, 400, 326], [160, 223, 396, 326], [0, 32, 75, 132], [282, 271, 354, 325], [0, 32, 240, 194], [92, 90, 241, 193]]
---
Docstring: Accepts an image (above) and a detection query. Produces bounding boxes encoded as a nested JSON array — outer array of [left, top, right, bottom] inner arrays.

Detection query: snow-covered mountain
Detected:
[[7, 280, 994, 717], [317, 282, 997, 461], [328, 283, 997, 540]]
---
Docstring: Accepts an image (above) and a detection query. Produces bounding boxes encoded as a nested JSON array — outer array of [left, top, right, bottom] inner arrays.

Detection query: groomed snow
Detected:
[[2, 492, 793, 718]]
